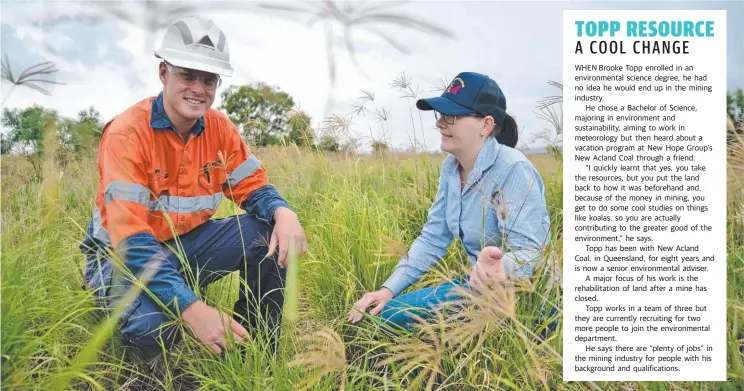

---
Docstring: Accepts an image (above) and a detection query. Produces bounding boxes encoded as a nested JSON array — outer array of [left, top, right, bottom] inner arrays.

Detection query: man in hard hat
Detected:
[[80, 16, 307, 356]]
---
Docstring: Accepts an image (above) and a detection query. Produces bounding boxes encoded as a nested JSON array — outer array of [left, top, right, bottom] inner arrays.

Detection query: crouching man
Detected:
[[79, 16, 307, 356]]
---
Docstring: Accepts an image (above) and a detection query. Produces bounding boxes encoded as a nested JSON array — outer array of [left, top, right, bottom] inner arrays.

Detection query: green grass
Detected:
[[1, 143, 743, 391]]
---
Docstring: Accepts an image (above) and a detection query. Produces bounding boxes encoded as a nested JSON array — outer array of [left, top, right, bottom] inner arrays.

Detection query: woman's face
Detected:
[[436, 113, 489, 155]]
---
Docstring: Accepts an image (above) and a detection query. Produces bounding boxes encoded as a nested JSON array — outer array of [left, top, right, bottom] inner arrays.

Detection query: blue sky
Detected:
[[1, 0, 741, 152]]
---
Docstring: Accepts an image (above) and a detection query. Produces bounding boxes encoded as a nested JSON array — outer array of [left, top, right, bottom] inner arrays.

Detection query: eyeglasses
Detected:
[[165, 62, 222, 90], [434, 112, 484, 125]]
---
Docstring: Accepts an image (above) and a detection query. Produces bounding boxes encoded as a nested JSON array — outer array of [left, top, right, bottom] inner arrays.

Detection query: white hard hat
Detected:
[[154, 16, 233, 77]]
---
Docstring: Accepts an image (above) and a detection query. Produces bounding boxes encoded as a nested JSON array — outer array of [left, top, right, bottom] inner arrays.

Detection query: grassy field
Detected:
[[1, 136, 743, 390]]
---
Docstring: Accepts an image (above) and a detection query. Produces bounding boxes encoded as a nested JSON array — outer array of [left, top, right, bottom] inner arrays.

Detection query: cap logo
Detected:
[[445, 77, 465, 95]]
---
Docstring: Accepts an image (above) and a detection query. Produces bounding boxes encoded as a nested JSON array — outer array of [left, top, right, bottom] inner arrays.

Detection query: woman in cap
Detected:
[[348, 72, 553, 331]]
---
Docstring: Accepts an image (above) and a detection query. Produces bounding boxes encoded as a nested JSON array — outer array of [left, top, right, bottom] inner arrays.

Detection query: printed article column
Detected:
[[563, 11, 727, 381]]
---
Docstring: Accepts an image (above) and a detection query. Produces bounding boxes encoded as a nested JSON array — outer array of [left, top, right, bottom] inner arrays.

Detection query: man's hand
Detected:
[[348, 288, 394, 323], [182, 300, 248, 354], [267, 207, 308, 268], [470, 246, 507, 291]]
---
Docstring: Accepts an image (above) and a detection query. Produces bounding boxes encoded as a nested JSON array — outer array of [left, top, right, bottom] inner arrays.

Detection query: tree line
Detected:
[[1, 105, 103, 157], [3, 85, 742, 160], [0, 82, 366, 160], [727, 88, 744, 134]]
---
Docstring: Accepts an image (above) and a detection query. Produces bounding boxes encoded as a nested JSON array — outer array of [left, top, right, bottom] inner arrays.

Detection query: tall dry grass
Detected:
[[2, 84, 743, 390], [4, 135, 742, 389]]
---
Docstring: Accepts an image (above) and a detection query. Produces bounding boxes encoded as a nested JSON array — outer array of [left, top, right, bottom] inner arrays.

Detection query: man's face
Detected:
[[159, 62, 220, 122]]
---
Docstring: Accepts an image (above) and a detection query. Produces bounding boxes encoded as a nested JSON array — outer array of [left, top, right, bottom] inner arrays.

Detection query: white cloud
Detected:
[[3, 0, 741, 152], [0, 1, 584, 151], [3, 62, 141, 121]]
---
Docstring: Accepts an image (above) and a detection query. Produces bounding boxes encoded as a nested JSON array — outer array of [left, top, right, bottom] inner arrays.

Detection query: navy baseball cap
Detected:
[[417, 72, 507, 125]]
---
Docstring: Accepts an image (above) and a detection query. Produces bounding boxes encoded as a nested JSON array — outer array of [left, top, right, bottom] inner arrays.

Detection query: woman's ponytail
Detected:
[[493, 113, 518, 148]]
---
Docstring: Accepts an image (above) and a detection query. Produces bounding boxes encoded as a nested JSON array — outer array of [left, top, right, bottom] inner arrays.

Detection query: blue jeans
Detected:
[[81, 214, 286, 355], [380, 276, 560, 335]]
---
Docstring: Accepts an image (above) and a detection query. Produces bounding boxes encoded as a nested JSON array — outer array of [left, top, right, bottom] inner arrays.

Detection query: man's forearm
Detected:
[[115, 233, 198, 314], [241, 185, 290, 223]]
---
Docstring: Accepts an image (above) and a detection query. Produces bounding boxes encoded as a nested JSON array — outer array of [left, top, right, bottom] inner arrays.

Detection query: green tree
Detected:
[[59, 106, 103, 155], [371, 140, 389, 154], [317, 135, 340, 152], [1, 105, 102, 158], [1, 105, 58, 155], [287, 110, 315, 147], [0, 133, 12, 155], [340, 139, 358, 154], [219, 83, 296, 146], [727, 88, 744, 130], [727, 89, 744, 144]]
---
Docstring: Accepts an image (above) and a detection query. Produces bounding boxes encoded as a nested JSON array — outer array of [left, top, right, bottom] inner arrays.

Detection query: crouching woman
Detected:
[[348, 72, 552, 330]]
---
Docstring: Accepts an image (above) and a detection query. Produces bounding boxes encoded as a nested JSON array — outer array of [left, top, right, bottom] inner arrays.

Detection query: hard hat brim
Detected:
[[155, 49, 233, 77]]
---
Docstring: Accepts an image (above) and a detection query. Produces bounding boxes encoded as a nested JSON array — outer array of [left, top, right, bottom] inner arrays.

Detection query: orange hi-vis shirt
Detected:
[[86, 93, 288, 313], [94, 95, 274, 248]]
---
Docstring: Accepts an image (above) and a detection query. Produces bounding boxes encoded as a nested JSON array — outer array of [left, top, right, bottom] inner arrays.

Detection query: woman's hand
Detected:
[[348, 288, 394, 323], [470, 246, 507, 291]]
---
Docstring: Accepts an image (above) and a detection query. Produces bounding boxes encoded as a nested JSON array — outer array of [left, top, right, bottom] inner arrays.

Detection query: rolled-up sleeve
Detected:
[[241, 185, 289, 224], [382, 170, 454, 296], [219, 121, 290, 223]]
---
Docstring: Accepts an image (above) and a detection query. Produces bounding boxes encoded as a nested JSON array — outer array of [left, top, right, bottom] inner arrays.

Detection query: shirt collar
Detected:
[[471, 136, 501, 176], [150, 92, 206, 136], [444, 136, 502, 190]]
